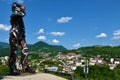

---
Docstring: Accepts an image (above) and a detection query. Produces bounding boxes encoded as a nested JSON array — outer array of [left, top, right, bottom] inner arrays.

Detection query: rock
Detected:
[[2, 73, 67, 80]]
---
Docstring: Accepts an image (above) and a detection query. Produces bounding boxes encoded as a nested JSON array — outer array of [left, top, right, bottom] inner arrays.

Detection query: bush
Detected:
[[74, 65, 119, 80], [0, 64, 9, 75]]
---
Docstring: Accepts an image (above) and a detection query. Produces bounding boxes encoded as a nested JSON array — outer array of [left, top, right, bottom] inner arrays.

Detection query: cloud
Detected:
[[0, 24, 10, 31], [112, 30, 120, 41], [73, 43, 80, 48], [113, 30, 120, 36], [38, 28, 44, 34], [50, 32, 65, 36], [96, 33, 107, 38], [57, 17, 72, 23], [37, 36, 46, 40], [52, 39, 59, 44]]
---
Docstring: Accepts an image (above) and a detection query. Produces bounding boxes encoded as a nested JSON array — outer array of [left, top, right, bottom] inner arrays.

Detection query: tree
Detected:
[[74, 65, 117, 80]]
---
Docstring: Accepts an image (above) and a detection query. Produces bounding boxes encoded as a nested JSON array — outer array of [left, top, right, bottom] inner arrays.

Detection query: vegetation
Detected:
[[74, 64, 120, 80], [28, 41, 67, 52], [0, 48, 10, 56], [0, 41, 67, 57], [0, 42, 9, 48], [1, 42, 120, 79], [1, 63, 120, 80], [1, 41, 120, 58], [78, 46, 120, 58], [0, 62, 9, 76]]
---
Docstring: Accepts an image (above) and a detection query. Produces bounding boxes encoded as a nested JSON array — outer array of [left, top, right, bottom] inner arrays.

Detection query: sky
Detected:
[[0, 0, 120, 49]]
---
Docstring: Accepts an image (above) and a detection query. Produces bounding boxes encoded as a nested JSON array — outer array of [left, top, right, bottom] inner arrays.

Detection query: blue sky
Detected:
[[0, 0, 120, 49]]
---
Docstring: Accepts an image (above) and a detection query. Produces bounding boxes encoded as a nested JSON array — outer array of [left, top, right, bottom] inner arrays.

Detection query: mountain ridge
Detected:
[[0, 41, 67, 57], [0, 42, 9, 48]]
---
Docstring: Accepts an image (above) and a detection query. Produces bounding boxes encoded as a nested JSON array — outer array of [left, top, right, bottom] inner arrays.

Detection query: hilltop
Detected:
[[28, 41, 67, 52]]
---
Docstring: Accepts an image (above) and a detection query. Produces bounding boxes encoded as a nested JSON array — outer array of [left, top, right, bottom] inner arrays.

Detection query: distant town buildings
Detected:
[[0, 51, 120, 74]]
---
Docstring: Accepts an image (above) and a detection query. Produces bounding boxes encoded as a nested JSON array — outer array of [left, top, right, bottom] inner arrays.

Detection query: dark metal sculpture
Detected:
[[9, 2, 30, 75]]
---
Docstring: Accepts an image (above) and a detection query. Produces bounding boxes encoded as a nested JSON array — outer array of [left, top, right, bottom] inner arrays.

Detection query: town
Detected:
[[0, 51, 120, 74]]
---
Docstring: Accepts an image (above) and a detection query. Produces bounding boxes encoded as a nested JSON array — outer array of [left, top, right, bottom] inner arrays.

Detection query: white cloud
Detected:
[[96, 33, 107, 38], [37, 36, 46, 40], [113, 30, 120, 36], [112, 36, 120, 40], [112, 30, 120, 41], [73, 43, 80, 48], [52, 39, 59, 44], [57, 17, 72, 23], [38, 28, 44, 34], [50, 32, 65, 36], [0, 24, 10, 31]]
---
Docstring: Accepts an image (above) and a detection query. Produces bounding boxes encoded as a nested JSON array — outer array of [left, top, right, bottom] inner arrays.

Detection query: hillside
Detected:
[[0, 41, 67, 57], [28, 41, 67, 52], [0, 42, 9, 49], [1, 42, 120, 58], [77, 45, 120, 57], [0, 48, 10, 56]]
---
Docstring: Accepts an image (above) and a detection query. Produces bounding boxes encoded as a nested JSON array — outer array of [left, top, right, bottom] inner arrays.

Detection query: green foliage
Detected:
[[74, 66, 84, 79], [88, 65, 114, 80], [0, 48, 10, 56], [28, 41, 67, 52], [78, 46, 120, 58], [0, 64, 9, 76], [29, 52, 40, 60], [114, 65, 120, 79], [0, 41, 67, 57], [74, 65, 120, 80], [0, 42, 9, 49]]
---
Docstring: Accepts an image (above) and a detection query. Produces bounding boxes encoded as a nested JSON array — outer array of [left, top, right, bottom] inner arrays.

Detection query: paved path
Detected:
[[1, 73, 67, 80]]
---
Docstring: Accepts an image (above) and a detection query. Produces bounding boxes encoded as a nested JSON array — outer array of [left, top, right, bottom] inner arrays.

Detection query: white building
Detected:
[[76, 62, 81, 66], [114, 61, 120, 65], [110, 58, 114, 64], [71, 66, 76, 70]]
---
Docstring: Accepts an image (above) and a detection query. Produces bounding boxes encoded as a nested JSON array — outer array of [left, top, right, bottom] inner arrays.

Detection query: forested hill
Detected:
[[0, 41, 67, 57], [1, 41, 120, 58], [28, 41, 67, 52], [0, 42, 9, 48], [78, 46, 120, 57]]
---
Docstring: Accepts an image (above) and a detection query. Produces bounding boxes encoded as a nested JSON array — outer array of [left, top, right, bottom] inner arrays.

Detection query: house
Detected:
[[1, 57, 5, 65], [71, 65, 77, 70], [114, 60, 120, 65], [80, 59, 85, 67], [4, 56, 9, 61], [89, 58, 96, 66], [97, 59, 103, 64], [76, 62, 81, 66], [110, 58, 114, 64], [109, 64, 116, 70], [68, 52, 76, 59]]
